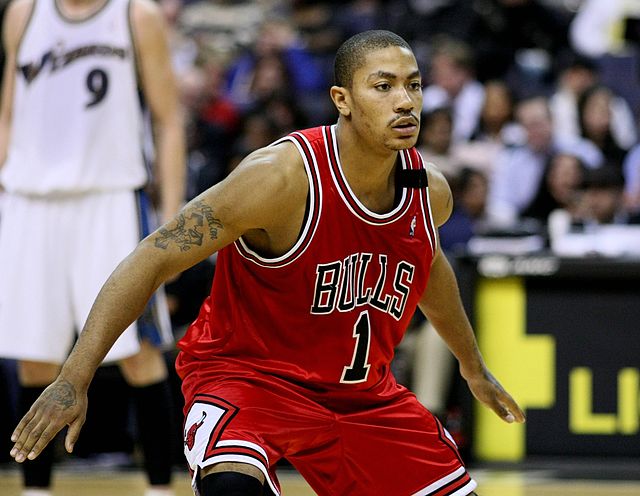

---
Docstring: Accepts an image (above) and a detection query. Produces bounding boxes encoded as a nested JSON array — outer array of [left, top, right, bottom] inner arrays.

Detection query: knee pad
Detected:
[[200, 471, 264, 496]]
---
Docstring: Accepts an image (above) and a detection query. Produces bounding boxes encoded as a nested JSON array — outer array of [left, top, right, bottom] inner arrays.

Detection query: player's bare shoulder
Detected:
[[424, 162, 453, 227], [3, 0, 35, 51], [230, 140, 309, 227], [129, 0, 166, 45], [129, 0, 162, 22]]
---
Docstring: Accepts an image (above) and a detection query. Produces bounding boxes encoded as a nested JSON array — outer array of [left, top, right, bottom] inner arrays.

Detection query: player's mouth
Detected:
[[391, 117, 419, 136]]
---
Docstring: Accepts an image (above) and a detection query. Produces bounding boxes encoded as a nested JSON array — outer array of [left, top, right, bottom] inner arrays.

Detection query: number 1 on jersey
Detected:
[[341, 311, 371, 383]]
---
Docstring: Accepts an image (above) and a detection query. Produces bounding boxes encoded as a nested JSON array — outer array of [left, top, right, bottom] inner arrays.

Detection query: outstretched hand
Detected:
[[464, 368, 526, 424], [10, 378, 87, 463]]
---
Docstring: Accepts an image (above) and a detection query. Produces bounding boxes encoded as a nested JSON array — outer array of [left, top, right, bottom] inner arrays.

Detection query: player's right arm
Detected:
[[0, 0, 33, 169], [10, 140, 308, 462]]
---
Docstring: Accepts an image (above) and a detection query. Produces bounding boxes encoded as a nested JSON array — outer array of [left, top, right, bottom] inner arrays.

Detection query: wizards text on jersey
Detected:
[[20, 43, 129, 84], [311, 253, 415, 321]]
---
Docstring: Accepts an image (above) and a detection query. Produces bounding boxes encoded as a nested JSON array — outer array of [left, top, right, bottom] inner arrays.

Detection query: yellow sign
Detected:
[[474, 277, 556, 461]]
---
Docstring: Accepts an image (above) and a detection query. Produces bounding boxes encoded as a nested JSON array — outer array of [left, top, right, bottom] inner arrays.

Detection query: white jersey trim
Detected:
[[415, 153, 438, 256], [234, 132, 323, 268], [325, 124, 414, 225], [411, 466, 477, 496]]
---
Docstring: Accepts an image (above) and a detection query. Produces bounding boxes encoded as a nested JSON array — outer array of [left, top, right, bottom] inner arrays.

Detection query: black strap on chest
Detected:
[[395, 166, 428, 189]]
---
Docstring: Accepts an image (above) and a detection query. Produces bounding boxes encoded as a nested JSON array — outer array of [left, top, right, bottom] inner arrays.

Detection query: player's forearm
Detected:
[[155, 111, 186, 224], [58, 242, 169, 389], [418, 252, 486, 379]]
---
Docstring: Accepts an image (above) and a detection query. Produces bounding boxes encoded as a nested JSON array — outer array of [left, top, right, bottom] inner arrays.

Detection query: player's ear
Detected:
[[330, 86, 351, 117]]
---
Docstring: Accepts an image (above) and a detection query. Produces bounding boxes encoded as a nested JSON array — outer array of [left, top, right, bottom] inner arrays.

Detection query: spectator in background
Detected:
[[622, 143, 640, 215], [225, 16, 326, 118], [577, 84, 630, 170], [337, 0, 389, 40], [199, 58, 241, 138], [417, 107, 460, 180], [227, 111, 281, 172], [569, 0, 640, 132], [179, 65, 232, 200], [487, 95, 603, 226], [576, 166, 637, 225], [550, 54, 636, 152], [177, 0, 279, 64], [522, 152, 586, 224], [388, 0, 474, 72], [258, 92, 308, 136], [439, 167, 489, 252], [465, 0, 570, 90], [455, 79, 520, 177], [422, 36, 484, 143]]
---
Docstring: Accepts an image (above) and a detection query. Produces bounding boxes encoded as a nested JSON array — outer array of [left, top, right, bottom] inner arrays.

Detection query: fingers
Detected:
[[10, 409, 71, 463], [470, 374, 527, 424], [10, 408, 35, 444], [490, 398, 516, 423], [492, 390, 526, 424], [10, 414, 59, 463], [65, 415, 86, 453], [501, 393, 526, 423]]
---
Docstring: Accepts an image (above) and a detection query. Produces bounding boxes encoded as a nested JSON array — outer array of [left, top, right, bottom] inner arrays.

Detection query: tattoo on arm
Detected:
[[153, 200, 224, 251], [42, 379, 76, 410]]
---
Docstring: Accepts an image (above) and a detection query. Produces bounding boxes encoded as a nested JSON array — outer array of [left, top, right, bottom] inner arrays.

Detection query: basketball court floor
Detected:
[[2, 459, 639, 495]]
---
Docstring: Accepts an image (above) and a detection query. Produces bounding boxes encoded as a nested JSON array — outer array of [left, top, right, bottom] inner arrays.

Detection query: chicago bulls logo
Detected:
[[184, 411, 207, 451]]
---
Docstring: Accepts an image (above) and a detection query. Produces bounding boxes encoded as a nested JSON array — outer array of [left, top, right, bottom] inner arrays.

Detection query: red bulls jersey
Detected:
[[178, 125, 438, 391]]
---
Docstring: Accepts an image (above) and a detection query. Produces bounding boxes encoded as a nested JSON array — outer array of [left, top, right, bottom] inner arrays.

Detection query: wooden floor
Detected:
[[2, 465, 640, 496]]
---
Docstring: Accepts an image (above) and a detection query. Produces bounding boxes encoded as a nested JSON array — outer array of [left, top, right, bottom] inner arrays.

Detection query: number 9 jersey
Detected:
[[1, 0, 148, 195], [177, 125, 439, 393]]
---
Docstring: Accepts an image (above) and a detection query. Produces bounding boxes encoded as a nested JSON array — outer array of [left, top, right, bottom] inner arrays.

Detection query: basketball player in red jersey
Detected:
[[11, 30, 525, 495]]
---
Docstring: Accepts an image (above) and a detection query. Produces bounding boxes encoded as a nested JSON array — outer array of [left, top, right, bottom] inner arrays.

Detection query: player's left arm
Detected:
[[131, 0, 186, 223], [418, 166, 526, 424]]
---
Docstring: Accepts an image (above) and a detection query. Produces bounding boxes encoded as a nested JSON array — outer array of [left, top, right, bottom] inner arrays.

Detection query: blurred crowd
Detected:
[[158, 0, 640, 261]]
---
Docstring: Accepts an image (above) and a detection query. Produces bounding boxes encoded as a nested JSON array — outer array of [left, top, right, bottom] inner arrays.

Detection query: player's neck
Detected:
[[57, 0, 109, 20], [335, 121, 398, 189], [335, 122, 399, 212]]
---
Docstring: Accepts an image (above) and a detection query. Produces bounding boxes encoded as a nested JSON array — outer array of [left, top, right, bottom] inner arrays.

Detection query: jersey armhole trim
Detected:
[[415, 152, 438, 256], [233, 132, 323, 268]]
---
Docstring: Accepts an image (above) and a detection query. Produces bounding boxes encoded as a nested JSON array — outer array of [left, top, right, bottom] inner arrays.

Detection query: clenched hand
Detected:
[[10, 378, 87, 462]]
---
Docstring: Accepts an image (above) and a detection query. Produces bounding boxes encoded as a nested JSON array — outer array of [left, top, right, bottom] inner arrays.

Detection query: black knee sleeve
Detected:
[[19, 385, 55, 488], [131, 379, 174, 486], [200, 471, 264, 496]]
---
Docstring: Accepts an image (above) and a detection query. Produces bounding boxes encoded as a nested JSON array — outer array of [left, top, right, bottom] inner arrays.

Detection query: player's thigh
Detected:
[[181, 361, 336, 496], [69, 190, 139, 326], [301, 390, 477, 496], [69, 191, 142, 362], [0, 195, 75, 363]]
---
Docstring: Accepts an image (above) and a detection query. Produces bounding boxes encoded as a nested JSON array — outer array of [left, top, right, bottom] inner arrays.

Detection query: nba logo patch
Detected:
[[409, 215, 417, 237]]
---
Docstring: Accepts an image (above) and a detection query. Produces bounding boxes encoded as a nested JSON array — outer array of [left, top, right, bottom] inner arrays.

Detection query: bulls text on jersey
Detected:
[[311, 253, 415, 321]]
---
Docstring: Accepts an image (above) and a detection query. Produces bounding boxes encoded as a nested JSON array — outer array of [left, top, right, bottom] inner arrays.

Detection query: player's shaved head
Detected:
[[334, 30, 412, 88]]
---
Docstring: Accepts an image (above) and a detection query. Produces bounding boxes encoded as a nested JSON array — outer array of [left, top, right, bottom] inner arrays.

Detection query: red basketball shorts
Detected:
[[177, 354, 477, 496]]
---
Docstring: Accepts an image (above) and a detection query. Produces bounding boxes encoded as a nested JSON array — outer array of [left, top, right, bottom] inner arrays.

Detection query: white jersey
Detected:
[[0, 0, 148, 195]]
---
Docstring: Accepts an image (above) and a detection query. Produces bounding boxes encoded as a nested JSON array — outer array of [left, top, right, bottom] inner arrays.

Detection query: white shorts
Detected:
[[0, 190, 173, 364]]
